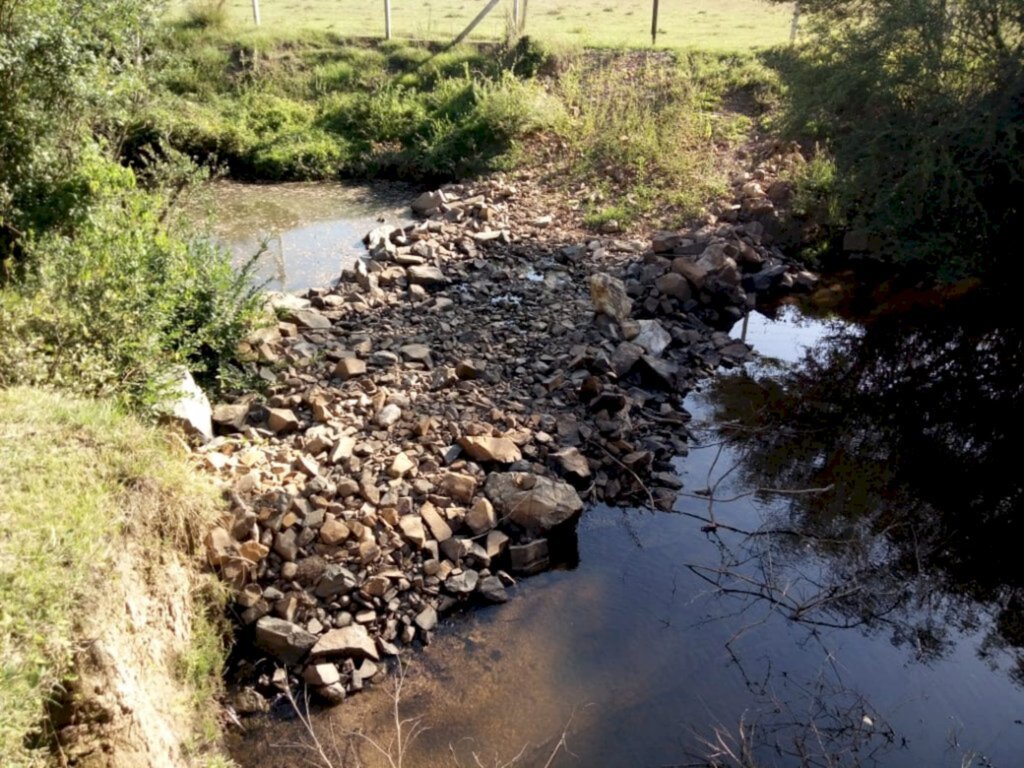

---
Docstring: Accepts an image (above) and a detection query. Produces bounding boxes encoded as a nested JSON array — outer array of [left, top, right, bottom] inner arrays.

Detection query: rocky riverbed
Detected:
[[195, 159, 818, 712]]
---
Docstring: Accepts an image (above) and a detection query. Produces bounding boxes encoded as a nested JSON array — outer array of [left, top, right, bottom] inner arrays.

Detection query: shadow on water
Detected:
[[229, 287, 1024, 768]]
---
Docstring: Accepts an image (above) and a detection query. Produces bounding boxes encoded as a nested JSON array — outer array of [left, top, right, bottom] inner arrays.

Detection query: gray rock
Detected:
[[509, 539, 550, 574], [286, 308, 332, 329], [310, 625, 380, 661], [477, 575, 509, 603], [631, 319, 672, 357], [407, 265, 448, 287], [445, 569, 479, 594], [254, 616, 317, 665], [484, 472, 584, 529], [376, 404, 402, 428], [414, 605, 438, 631], [315, 564, 357, 598]]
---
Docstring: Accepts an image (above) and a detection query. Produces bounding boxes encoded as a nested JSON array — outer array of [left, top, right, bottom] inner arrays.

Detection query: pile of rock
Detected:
[[199, 173, 817, 710]]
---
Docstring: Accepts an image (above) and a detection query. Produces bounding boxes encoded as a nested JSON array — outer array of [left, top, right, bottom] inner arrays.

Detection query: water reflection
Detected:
[[228, 290, 1024, 768], [706, 291, 1024, 679], [193, 181, 414, 292]]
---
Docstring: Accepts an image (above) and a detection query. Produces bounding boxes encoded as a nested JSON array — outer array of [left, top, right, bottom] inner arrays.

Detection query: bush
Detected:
[[768, 0, 1024, 279], [0, 153, 262, 403]]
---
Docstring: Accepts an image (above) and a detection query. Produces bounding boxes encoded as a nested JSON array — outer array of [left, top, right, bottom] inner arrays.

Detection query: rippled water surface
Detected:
[[229, 289, 1024, 767]]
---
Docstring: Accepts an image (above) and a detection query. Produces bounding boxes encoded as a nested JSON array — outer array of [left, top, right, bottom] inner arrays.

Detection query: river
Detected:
[[212, 184, 1024, 767]]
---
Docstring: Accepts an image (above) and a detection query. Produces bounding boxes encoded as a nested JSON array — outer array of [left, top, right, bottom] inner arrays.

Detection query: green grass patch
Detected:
[[138, 30, 564, 181], [0, 388, 227, 767], [167, 0, 795, 51]]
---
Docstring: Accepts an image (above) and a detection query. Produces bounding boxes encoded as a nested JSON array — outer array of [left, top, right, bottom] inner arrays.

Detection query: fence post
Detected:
[[651, 0, 660, 46], [790, 2, 801, 44], [384, 0, 392, 40], [521, 0, 529, 33], [513, 0, 520, 33], [251, 0, 261, 26], [451, 0, 503, 47]]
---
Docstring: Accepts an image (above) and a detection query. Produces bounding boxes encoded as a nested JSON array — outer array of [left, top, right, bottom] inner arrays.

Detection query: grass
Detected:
[[0, 388, 228, 767], [172, 0, 796, 51]]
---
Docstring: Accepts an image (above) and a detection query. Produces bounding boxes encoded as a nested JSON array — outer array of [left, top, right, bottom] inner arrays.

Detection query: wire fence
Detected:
[[183, 0, 798, 51]]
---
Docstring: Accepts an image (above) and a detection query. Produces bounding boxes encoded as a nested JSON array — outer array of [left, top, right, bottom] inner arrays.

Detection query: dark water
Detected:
[[231, 290, 1024, 767], [197, 181, 414, 292]]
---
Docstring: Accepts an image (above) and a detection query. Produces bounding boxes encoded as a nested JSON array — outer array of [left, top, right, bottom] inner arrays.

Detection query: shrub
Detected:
[[0, 153, 262, 403], [768, 0, 1024, 279]]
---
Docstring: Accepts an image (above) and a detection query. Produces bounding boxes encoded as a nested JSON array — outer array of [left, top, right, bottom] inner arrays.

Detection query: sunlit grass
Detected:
[[173, 0, 795, 51]]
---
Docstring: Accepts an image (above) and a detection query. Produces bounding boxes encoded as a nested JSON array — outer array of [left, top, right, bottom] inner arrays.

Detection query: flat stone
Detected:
[[389, 452, 416, 478], [254, 617, 317, 665], [551, 447, 591, 480], [610, 342, 644, 378], [407, 265, 448, 287], [286, 308, 332, 329], [420, 502, 453, 542], [632, 319, 672, 357], [509, 539, 550, 575], [310, 625, 379, 662], [399, 344, 433, 368], [484, 473, 584, 529], [457, 436, 522, 464]]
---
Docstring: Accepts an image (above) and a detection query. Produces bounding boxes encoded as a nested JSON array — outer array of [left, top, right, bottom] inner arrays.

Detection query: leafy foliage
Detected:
[[770, 0, 1024, 278]]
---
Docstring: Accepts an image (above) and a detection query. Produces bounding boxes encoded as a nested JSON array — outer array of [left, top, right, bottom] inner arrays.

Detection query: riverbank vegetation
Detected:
[[767, 0, 1023, 279], [0, 388, 229, 767]]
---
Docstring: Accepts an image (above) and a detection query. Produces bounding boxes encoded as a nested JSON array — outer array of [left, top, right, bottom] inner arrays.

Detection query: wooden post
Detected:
[[451, 0, 503, 47], [513, 0, 520, 33], [384, 0, 392, 40], [251, 0, 261, 26], [521, 0, 529, 33], [651, 0, 660, 46], [790, 2, 801, 44]]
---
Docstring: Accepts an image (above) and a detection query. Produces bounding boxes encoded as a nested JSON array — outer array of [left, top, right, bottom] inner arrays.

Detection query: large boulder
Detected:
[[310, 625, 379, 661], [484, 473, 583, 529]]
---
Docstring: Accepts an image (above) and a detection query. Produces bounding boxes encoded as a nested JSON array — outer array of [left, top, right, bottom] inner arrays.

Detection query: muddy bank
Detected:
[[194, 151, 818, 714]]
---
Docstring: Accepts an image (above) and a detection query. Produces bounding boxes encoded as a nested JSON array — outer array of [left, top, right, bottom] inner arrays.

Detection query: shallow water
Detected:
[[230, 296, 1024, 767], [197, 181, 414, 292]]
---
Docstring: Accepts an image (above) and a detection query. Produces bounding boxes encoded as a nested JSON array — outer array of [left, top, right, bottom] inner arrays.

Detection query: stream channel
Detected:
[[212, 183, 1024, 768]]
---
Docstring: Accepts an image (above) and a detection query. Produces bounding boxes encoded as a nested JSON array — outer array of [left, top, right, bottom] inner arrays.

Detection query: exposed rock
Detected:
[[407, 265, 448, 287], [589, 273, 633, 324], [484, 473, 584, 529], [457, 436, 522, 464], [159, 368, 213, 442], [310, 625, 380, 661], [267, 408, 299, 433], [254, 617, 317, 665], [477, 575, 509, 603], [336, 357, 366, 380]]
